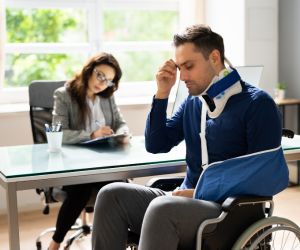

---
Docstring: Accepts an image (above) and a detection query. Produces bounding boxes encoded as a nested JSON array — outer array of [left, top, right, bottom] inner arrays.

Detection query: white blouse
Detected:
[[85, 96, 106, 133]]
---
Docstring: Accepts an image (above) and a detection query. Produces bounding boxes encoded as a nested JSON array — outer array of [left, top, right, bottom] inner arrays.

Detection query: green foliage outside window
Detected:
[[115, 51, 173, 82], [6, 9, 80, 43], [5, 54, 83, 87], [6, 9, 87, 43], [103, 10, 178, 41], [5, 8, 84, 87], [5, 8, 178, 87]]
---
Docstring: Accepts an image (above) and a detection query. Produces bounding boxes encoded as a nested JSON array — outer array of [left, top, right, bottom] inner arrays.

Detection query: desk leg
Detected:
[[298, 104, 300, 134], [281, 106, 286, 128], [298, 161, 300, 186], [6, 183, 20, 250]]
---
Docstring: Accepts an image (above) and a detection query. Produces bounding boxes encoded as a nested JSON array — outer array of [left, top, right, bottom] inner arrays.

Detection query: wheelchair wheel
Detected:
[[232, 216, 300, 250]]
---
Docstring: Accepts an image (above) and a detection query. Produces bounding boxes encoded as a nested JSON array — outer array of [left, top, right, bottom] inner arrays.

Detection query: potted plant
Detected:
[[274, 82, 286, 100]]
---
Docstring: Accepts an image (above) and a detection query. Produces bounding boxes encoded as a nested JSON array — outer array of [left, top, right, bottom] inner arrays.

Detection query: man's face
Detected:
[[175, 42, 216, 96]]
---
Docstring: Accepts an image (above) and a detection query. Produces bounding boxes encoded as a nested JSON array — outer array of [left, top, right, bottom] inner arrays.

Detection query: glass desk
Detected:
[[0, 136, 186, 250], [1, 135, 300, 250]]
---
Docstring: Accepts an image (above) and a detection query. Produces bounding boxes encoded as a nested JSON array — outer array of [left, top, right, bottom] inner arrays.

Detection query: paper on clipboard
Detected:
[[282, 135, 300, 151], [79, 133, 128, 145]]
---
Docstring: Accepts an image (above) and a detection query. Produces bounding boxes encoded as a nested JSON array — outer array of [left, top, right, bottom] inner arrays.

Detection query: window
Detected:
[[1, 0, 198, 104]]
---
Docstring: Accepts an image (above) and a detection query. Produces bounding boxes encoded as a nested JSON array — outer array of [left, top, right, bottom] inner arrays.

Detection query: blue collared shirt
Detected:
[[145, 82, 282, 190]]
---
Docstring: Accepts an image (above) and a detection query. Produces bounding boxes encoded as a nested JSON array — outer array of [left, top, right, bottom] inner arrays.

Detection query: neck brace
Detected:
[[198, 68, 243, 169], [201, 68, 242, 118]]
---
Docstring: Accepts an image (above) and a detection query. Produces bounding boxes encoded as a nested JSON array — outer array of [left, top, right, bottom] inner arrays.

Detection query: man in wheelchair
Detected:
[[92, 25, 290, 250]]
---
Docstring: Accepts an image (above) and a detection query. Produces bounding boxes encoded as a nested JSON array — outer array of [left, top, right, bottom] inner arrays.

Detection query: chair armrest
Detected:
[[282, 128, 294, 138], [52, 187, 67, 202], [221, 196, 273, 212], [146, 177, 184, 191]]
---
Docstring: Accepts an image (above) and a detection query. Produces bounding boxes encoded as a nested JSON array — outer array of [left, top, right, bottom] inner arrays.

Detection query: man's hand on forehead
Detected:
[[166, 59, 177, 67]]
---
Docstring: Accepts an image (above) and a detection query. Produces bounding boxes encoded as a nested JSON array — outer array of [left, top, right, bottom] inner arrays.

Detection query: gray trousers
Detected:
[[92, 182, 221, 250]]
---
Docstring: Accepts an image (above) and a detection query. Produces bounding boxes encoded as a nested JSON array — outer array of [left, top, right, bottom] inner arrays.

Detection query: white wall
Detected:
[[204, 0, 245, 66], [204, 0, 278, 95], [279, 0, 300, 99], [278, 0, 300, 133], [244, 0, 278, 95], [0, 111, 33, 146]]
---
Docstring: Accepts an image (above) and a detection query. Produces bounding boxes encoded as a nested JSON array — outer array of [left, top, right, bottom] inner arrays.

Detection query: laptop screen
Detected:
[[171, 65, 264, 116]]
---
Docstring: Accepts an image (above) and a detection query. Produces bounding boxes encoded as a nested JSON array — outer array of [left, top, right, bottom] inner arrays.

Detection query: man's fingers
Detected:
[[156, 70, 175, 80], [159, 61, 177, 74], [165, 58, 177, 68]]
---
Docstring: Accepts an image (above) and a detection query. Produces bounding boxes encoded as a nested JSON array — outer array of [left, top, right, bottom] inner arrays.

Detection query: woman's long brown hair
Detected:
[[66, 52, 122, 125]]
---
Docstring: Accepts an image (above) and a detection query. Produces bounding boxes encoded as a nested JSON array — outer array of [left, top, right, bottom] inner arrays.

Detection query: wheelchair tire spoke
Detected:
[[232, 217, 300, 250]]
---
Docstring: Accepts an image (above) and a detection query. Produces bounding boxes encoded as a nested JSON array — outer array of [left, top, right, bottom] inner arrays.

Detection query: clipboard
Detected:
[[79, 133, 128, 145]]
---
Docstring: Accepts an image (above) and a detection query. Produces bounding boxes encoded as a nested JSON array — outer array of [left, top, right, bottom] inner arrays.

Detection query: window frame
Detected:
[[1, 0, 198, 105]]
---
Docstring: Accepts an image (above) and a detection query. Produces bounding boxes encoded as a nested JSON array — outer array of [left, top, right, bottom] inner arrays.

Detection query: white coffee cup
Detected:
[[46, 131, 63, 152]]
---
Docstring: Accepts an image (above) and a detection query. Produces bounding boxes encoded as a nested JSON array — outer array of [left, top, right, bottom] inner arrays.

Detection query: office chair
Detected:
[[29, 80, 138, 250], [29, 80, 96, 250]]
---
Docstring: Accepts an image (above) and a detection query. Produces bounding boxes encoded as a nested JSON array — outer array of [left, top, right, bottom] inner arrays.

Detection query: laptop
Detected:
[[171, 65, 264, 115]]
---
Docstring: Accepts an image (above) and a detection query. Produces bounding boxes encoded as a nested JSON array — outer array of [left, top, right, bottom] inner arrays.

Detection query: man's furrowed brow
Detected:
[[176, 60, 192, 70]]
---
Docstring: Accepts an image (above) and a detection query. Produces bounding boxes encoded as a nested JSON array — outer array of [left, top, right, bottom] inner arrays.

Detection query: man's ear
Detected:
[[209, 49, 221, 65]]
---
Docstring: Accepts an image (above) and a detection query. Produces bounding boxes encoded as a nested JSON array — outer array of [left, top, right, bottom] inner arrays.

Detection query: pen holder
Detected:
[[46, 131, 63, 152]]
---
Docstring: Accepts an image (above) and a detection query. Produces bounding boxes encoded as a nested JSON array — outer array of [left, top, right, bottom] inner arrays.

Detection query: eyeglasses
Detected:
[[93, 69, 114, 87]]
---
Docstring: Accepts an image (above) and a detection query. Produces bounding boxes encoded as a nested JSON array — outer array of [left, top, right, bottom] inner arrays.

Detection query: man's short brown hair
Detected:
[[173, 25, 225, 63]]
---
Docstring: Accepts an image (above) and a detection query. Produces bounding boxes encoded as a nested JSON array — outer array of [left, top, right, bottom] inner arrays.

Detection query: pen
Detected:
[[55, 122, 62, 132], [95, 120, 101, 128], [45, 122, 62, 132], [45, 123, 50, 132]]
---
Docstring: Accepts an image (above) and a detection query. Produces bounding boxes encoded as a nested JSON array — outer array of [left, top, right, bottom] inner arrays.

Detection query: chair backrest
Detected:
[[29, 80, 65, 144]]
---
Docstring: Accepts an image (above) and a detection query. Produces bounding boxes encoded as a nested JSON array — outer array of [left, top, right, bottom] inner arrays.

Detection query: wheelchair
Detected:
[[126, 177, 300, 250], [126, 129, 300, 249], [198, 196, 300, 250]]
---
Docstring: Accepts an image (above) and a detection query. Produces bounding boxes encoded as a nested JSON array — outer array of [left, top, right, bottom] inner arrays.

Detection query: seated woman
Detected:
[[49, 52, 130, 250]]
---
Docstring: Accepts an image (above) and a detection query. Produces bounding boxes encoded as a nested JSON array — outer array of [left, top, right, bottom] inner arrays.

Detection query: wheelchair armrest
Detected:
[[221, 196, 273, 212], [145, 177, 184, 191]]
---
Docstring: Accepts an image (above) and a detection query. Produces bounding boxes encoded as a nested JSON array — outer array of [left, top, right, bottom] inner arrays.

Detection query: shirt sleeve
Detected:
[[52, 88, 91, 144], [145, 96, 185, 153], [245, 94, 282, 153]]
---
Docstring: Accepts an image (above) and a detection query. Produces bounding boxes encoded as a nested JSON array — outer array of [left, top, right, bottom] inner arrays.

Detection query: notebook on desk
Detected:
[[282, 135, 300, 151], [79, 133, 128, 145], [171, 65, 264, 115]]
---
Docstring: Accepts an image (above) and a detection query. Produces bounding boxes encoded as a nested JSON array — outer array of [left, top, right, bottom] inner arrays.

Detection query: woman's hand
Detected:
[[172, 189, 194, 198], [91, 126, 114, 139], [115, 134, 131, 145]]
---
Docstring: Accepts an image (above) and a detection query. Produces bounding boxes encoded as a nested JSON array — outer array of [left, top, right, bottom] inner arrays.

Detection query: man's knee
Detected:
[[96, 182, 128, 204], [145, 196, 176, 219], [95, 182, 144, 211]]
